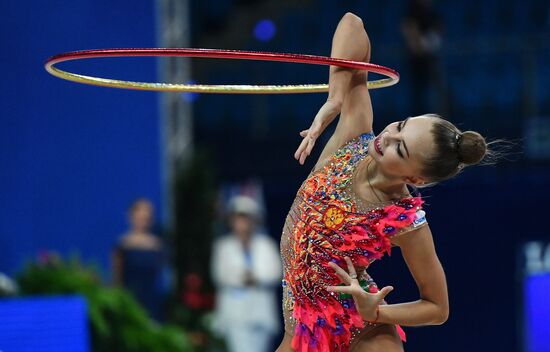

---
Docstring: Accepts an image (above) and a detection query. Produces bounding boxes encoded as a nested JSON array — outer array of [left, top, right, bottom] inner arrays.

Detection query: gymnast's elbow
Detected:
[[341, 13, 370, 47], [342, 12, 364, 28], [432, 306, 450, 325]]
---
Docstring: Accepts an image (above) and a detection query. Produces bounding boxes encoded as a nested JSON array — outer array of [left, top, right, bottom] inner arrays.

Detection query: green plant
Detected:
[[16, 253, 193, 352]]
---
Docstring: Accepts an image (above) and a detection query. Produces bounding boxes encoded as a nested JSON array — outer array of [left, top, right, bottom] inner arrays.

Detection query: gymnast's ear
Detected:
[[404, 175, 426, 186]]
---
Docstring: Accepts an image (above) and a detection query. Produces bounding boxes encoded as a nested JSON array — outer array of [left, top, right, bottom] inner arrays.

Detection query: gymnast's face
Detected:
[[368, 115, 436, 185]]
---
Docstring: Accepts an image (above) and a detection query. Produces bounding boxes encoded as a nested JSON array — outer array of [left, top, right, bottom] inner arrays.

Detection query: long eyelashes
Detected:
[[396, 122, 404, 158]]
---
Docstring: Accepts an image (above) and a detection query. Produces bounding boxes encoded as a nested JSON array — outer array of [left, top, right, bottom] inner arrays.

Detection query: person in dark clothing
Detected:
[[402, 0, 445, 115], [112, 198, 167, 321]]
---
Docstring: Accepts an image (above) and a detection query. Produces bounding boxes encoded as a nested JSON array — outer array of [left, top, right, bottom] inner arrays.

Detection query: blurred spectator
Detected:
[[0, 272, 18, 296], [402, 0, 445, 115], [112, 198, 167, 321], [211, 196, 281, 352]]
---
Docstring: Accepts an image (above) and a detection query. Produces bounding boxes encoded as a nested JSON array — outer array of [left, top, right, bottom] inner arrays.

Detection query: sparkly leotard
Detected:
[[280, 131, 428, 352]]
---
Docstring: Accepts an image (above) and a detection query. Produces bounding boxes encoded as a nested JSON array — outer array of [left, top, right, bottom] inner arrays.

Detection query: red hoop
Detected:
[[45, 48, 400, 93]]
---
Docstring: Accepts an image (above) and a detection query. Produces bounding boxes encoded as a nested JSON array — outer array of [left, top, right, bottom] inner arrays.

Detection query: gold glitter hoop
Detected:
[[45, 48, 400, 94]]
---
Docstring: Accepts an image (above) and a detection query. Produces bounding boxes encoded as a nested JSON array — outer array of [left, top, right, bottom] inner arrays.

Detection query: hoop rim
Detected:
[[45, 48, 400, 94]]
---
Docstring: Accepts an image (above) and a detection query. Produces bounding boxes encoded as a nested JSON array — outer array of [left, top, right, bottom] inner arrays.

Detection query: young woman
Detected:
[[276, 13, 487, 352], [112, 198, 166, 321]]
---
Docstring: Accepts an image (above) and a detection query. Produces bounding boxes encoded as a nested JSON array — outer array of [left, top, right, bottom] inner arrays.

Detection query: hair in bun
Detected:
[[420, 114, 488, 184], [456, 131, 487, 166]]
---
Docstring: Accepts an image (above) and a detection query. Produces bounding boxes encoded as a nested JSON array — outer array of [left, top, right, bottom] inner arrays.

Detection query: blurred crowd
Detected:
[[106, 193, 281, 352]]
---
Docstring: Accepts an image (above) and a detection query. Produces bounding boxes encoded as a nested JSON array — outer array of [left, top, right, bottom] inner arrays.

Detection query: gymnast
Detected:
[[276, 12, 487, 352]]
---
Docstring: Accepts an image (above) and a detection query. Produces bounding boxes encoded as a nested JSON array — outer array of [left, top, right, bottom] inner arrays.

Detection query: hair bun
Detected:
[[457, 131, 487, 165]]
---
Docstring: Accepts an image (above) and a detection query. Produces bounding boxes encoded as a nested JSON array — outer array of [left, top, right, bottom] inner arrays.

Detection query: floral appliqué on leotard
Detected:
[[280, 131, 427, 352]]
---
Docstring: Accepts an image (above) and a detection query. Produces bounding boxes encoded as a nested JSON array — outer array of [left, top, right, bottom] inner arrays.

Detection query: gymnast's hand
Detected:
[[294, 99, 342, 165], [326, 256, 394, 322]]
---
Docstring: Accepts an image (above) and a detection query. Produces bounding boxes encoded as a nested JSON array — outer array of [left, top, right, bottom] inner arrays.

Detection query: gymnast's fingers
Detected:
[[294, 140, 306, 160], [344, 257, 357, 280], [376, 286, 394, 300], [300, 145, 311, 164], [328, 261, 352, 284], [299, 136, 316, 164], [325, 285, 355, 294], [300, 129, 309, 137], [304, 136, 316, 156], [294, 136, 309, 161]]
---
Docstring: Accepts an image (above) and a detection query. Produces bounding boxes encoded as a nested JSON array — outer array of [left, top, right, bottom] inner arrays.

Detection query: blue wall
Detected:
[[0, 0, 162, 276]]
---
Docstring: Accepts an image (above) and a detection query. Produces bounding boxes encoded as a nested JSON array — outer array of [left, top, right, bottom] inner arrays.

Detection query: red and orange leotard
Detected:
[[280, 131, 428, 352]]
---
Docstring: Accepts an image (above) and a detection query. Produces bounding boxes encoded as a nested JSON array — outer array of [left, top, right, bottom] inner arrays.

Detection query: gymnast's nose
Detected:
[[384, 129, 401, 145]]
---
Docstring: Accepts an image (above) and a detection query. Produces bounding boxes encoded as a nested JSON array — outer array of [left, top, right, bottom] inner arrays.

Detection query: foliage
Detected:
[[16, 253, 194, 352]]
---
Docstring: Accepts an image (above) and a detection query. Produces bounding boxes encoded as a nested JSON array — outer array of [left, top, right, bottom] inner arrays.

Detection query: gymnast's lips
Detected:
[[374, 135, 383, 155]]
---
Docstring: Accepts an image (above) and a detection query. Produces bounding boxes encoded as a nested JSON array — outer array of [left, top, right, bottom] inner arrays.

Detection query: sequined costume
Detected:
[[280, 131, 428, 352]]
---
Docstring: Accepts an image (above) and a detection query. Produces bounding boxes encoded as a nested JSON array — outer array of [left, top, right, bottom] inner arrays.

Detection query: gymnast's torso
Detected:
[[279, 131, 428, 352]]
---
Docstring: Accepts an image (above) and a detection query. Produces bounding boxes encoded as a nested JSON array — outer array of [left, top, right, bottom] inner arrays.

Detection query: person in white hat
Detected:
[[211, 195, 282, 352]]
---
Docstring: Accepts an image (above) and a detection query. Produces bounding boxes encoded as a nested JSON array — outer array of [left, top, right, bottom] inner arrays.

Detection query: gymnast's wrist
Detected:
[[324, 97, 343, 112], [363, 305, 380, 326]]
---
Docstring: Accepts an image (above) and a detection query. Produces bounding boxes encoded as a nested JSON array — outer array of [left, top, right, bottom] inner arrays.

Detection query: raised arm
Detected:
[[295, 12, 374, 168]]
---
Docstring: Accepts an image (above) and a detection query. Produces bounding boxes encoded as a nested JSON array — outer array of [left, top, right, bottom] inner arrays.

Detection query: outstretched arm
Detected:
[[295, 12, 374, 168]]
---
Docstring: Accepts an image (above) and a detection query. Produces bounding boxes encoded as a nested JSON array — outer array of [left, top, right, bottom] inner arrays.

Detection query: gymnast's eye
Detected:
[[396, 142, 404, 158], [396, 122, 404, 158]]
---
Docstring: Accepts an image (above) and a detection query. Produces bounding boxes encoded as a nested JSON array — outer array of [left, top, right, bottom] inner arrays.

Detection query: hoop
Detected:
[[45, 48, 399, 94]]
